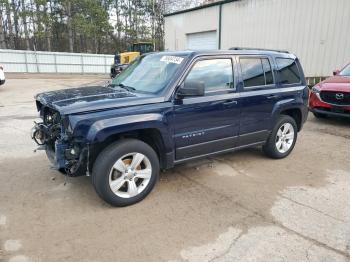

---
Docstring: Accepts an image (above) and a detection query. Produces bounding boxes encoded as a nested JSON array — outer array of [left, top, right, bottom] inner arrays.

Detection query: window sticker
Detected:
[[160, 56, 184, 64]]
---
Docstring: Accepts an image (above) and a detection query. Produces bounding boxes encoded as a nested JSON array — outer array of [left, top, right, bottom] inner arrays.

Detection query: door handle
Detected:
[[223, 100, 238, 106], [266, 94, 278, 99]]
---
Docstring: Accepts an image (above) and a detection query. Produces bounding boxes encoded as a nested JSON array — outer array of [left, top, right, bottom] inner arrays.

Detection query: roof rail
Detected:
[[229, 47, 289, 53]]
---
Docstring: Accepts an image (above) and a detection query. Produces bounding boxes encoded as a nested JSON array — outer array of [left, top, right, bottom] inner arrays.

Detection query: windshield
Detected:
[[339, 64, 350, 76], [112, 53, 186, 93]]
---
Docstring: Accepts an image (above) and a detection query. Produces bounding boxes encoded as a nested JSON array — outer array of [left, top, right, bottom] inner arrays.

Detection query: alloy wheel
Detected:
[[275, 123, 295, 153], [109, 153, 152, 198]]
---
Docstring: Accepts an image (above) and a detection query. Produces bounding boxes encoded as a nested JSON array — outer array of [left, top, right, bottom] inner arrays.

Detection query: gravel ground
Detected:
[[0, 75, 349, 262]]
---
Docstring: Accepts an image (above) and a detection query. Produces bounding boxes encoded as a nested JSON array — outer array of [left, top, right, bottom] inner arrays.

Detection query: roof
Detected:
[[156, 49, 296, 58], [164, 0, 239, 17], [150, 51, 195, 56]]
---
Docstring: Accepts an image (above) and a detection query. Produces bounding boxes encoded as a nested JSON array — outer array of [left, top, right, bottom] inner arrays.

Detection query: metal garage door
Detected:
[[187, 31, 217, 50]]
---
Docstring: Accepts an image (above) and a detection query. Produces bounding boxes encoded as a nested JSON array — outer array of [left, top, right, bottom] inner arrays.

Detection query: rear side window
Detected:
[[240, 57, 274, 88], [262, 58, 273, 85], [276, 58, 301, 84]]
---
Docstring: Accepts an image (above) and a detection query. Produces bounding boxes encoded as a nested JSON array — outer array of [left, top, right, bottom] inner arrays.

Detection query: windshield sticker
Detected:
[[160, 56, 184, 64]]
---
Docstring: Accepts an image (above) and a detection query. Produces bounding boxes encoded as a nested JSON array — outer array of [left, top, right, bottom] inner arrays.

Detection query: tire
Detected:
[[92, 139, 159, 207], [263, 115, 298, 159], [313, 112, 327, 118]]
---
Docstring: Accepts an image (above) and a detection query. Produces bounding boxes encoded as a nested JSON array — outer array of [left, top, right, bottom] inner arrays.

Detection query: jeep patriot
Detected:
[[31, 48, 309, 206]]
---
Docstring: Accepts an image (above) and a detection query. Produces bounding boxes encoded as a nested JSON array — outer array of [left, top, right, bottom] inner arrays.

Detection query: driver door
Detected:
[[172, 57, 240, 161]]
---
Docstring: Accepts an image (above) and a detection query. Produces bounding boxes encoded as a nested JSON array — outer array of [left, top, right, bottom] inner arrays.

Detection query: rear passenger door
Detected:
[[237, 56, 278, 146]]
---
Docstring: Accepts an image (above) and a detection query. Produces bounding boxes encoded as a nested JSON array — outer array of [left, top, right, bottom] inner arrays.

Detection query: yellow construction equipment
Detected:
[[118, 52, 140, 64], [110, 42, 154, 78]]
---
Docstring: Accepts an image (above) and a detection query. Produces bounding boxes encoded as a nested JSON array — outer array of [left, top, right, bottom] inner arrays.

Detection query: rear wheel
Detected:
[[263, 115, 297, 159], [92, 139, 159, 207]]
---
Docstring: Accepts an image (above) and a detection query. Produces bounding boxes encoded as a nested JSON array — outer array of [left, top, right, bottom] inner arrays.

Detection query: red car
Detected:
[[309, 63, 350, 118]]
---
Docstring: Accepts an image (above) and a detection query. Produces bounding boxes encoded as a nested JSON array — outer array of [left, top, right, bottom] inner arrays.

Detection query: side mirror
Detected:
[[333, 70, 340, 76], [177, 80, 205, 98]]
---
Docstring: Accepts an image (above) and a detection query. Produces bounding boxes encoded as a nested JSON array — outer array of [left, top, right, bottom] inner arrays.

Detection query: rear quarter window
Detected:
[[276, 58, 301, 85]]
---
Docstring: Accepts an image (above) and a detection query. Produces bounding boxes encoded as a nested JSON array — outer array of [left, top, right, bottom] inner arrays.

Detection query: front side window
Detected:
[[112, 53, 186, 93], [185, 59, 234, 92], [276, 58, 301, 84]]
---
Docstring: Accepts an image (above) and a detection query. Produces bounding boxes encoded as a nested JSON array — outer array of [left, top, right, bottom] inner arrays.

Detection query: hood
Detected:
[[319, 76, 350, 92], [35, 85, 164, 115]]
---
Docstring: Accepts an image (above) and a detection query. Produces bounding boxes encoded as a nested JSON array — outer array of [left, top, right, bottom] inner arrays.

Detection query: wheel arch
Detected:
[[272, 99, 304, 132], [90, 127, 170, 171], [280, 108, 302, 131]]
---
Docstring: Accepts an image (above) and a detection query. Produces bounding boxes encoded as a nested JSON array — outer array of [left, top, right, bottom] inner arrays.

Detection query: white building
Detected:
[[164, 0, 350, 81]]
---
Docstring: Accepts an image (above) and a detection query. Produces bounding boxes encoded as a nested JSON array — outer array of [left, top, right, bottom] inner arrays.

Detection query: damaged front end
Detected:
[[31, 105, 88, 177]]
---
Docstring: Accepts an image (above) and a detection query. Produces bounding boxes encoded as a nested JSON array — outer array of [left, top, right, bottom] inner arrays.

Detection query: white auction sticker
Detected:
[[160, 56, 184, 64]]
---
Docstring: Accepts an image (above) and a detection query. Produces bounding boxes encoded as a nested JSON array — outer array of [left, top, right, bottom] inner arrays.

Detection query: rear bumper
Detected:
[[301, 105, 309, 130]]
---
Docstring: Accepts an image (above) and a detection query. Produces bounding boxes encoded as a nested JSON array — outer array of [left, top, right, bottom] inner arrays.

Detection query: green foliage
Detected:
[[72, 0, 112, 37], [0, 0, 168, 53]]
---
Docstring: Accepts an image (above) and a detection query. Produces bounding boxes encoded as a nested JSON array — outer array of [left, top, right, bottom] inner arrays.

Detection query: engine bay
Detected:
[[31, 105, 87, 176], [32, 107, 62, 147]]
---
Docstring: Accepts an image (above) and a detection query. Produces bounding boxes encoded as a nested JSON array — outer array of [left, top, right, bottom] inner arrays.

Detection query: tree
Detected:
[[0, 0, 206, 53], [4, 0, 14, 48], [20, 0, 31, 50], [11, 0, 20, 49], [0, 10, 6, 48]]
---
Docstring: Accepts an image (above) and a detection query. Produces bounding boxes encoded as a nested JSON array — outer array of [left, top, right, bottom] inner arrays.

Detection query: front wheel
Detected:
[[92, 139, 159, 207], [263, 115, 297, 159]]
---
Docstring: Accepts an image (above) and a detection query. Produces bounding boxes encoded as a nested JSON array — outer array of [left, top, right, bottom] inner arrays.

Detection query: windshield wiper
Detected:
[[108, 83, 136, 92]]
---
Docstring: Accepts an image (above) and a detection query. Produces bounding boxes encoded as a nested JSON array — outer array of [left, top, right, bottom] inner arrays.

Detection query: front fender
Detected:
[[86, 113, 173, 152]]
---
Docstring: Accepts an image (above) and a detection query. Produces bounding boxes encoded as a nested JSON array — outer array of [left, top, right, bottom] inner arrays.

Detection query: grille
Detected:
[[320, 91, 350, 105]]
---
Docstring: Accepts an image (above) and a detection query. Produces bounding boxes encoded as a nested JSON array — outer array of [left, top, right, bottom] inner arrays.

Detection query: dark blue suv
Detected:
[[31, 48, 309, 206]]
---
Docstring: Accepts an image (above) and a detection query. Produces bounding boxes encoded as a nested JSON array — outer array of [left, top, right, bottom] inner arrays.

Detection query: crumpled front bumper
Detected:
[[31, 123, 88, 176]]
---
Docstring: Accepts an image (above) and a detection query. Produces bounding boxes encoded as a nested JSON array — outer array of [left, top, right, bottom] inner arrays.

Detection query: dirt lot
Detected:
[[0, 74, 349, 262]]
